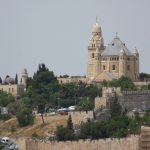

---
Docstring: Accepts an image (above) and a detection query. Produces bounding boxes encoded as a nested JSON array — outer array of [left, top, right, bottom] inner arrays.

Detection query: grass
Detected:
[[0, 115, 68, 138]]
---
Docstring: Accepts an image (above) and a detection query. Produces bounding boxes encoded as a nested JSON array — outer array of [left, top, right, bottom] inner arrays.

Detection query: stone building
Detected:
[[0, 69, 28, 97], [87, 20, 139, 82], [95, 87, 150, 113]]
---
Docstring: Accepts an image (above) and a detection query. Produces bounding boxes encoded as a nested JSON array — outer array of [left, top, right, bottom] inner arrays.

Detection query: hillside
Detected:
[[0, 115, 68, 138]]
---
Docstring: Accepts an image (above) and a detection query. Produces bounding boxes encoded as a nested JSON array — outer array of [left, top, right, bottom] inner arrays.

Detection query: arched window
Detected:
[[112, 65, 115, 70]]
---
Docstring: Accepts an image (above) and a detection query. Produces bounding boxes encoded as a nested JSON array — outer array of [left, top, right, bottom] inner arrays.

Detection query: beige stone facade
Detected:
[[69, 111, 94, 128], [0, 84, 25, 97], [0, 69, 28, 97], [87, 20, 139, 82], [57, 76, 87, 84]]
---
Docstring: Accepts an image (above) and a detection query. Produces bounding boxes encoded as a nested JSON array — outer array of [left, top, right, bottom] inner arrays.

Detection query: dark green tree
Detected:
[[76, 97, 94, 111], [15, 74, 18, 84], [110, 94, 122, 117], [0, 91, 15, 107], [0, 77, 2, 84], [107, 76, 136, 91], [67, 115, 73, 130], [56, 126, 74, 141], [16, 108, 34, 127]]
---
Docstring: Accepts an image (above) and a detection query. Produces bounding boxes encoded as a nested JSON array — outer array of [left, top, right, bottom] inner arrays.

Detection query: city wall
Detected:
[[19, 135, 139, 150], [120, 90, 150, 111], [69, 111, 94, 128]]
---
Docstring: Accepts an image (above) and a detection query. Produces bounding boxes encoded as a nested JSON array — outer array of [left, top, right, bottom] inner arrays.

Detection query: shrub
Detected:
[[0, 114, 11, 121], [16, 108, 34, 127], [56, 126, 75, 141]]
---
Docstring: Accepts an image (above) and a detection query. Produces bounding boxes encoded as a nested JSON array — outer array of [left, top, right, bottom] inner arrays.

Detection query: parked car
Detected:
[[1, 137, 10, 145], [68, 106, 76, 111], [57, 108, 68, 115], [9, 143, 18, 150], [47, 109, 56, 116]]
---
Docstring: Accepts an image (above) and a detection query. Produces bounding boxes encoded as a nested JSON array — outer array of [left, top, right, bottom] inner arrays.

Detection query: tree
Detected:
[[107, 76, 136, 91], [56, 126, 75, 141], [16, 108, 34, 127], [15, 74, 18, 84], [76, 97, 94, 111], [67, 115, 73, 130], [0, 91, 15, 107], [0, 77, 2, 84], [110, 94, 122, 117], [8, 100, 25, 115], [139, 72, 150, 81]]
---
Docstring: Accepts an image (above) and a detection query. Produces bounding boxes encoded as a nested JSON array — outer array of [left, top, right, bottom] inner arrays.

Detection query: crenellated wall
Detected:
[[21, 135, 139, 150]]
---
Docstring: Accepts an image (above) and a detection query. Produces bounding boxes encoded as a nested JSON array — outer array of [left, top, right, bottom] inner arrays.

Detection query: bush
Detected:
[[0, 114, 11, 121], [56, 126, 75, 141], [16, 108, 34, 127]]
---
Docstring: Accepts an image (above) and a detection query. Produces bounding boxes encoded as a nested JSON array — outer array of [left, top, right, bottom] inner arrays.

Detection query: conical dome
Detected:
[[92, 21, 101, 33]]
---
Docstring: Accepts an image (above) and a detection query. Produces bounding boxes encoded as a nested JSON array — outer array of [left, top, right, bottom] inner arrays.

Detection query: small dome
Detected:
[[92, 21, 101, 33], [4, 75, 15, 84]]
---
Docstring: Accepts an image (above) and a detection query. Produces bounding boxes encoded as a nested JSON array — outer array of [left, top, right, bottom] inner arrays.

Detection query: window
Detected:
[[92, 53, 94, 58], [103, 65, 106, 70], [12, 88, 14, 92], [127, 65, 130, 70], [112, 43, 114, 46], [112, 65, 115, 70]]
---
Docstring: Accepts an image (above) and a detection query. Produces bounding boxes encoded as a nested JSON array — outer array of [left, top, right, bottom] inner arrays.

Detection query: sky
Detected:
[[0, 0, 150, 79]]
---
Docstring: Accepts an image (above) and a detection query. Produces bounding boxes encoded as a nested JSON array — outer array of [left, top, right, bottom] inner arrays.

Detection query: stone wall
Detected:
[[119, 90, 150, 111], [139, 126, 150, 150], [69, 111, 94, 128], [94, 97, 107, 110], [24, 135, 139, 150], [95, 87, 150, 112]]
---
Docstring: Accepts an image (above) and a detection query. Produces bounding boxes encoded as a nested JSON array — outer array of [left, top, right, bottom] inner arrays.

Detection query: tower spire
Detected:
[[96, 16, 98, 23]]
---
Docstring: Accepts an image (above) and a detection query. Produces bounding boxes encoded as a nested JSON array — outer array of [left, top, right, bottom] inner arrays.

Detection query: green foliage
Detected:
[[0, 77, 2, 84], [110, 94, 122, 117], [15, 74, 18, 84], [0, 91, 15, 107], [16, 108, 34, 127], [0, 114, 11, 121], [32, 64, 57, 94], [79, 121, 108, 139], [23, 64, 101, 109], [76, 97, 94, 111], [139, 72, 150, 81], [0, 143, 4, 149], [103, 76, 136, 91], [8, 100, 26, 115], [67, 115, 73, 130], [56, 126, 75, 141]]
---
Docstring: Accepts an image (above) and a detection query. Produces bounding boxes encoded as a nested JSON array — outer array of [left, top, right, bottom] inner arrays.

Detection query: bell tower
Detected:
[[87, 19, 104, 79], [20, 69, 28, 87]]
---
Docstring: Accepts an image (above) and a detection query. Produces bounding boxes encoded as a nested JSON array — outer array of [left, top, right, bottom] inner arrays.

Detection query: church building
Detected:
[[87, 20, 139, 83]]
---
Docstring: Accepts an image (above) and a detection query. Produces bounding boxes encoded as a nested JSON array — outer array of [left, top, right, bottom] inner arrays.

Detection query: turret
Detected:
[[20, 69, 28, 87], [119, 48, 126, 77], [133, 47, 139, 80]]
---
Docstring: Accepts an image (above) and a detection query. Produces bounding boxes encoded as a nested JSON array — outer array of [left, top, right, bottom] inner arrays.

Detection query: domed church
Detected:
[[87, 20, 139, 82]]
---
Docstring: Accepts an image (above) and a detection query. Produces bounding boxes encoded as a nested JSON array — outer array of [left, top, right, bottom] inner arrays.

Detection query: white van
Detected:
[[1, 137, 10, 144]]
